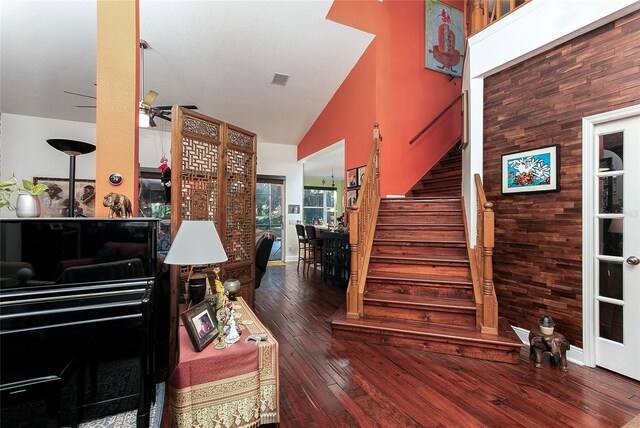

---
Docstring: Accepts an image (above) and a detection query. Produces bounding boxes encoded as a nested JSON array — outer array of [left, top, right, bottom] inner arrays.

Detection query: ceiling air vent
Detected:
[[271, 73, 289, 86]]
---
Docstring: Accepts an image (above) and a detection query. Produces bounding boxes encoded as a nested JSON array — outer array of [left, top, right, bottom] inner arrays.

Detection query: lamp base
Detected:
[[189, 274, 207, 305]]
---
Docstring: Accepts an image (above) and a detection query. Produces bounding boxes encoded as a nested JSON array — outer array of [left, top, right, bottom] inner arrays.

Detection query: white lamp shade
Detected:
[[164, 220, 228, 265]]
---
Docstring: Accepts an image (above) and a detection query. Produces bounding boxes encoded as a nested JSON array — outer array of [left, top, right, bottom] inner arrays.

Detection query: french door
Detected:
[[587, 108, 640, 380]]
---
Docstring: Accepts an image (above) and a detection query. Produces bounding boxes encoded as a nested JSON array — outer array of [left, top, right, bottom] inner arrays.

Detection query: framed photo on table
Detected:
[[34, 177, 96, 217], [501, 145, 560, 194], [181, 300, 219, 352], [346, 168, 358, 188]]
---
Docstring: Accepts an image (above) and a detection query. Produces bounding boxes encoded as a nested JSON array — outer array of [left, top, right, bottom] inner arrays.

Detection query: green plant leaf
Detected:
[[32, 184, 49, 195]]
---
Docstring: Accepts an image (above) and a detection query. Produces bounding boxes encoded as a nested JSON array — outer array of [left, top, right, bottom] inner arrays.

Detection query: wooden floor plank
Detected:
[[252, 264, 640, 428]]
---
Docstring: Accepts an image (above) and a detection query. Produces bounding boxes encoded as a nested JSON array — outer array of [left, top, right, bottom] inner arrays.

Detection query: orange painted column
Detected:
[[95, 0, 140, 217]]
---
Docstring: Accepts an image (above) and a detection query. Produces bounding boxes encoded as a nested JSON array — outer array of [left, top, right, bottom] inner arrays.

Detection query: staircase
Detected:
[[407, 146, 462, 197], [332, 196, 523, 363]]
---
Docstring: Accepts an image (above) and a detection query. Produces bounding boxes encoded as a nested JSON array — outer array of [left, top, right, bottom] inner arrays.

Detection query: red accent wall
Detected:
[[297, 0, 464, 196]]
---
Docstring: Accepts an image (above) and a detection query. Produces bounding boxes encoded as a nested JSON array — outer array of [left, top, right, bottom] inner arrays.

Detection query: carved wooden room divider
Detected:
[[168, 107, 256, 363]]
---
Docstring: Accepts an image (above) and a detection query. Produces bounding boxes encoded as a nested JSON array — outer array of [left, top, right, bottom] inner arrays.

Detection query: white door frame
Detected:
[[582, 104, 640, 368]]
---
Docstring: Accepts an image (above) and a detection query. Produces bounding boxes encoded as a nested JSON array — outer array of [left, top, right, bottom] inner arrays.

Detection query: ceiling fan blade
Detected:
[[154, 104, 198, 111], [142, 90, 158, 107], [149, 116, 157, 128], [64, 91, 96, 99], [75, 105, 96, 108], [156, 112, 172, 122]]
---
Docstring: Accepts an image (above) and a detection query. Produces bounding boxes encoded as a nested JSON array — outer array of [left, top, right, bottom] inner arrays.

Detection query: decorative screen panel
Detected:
[[172, 110, 256, 307], [225, 147, 255, 264], [180, 136, 219, 221]]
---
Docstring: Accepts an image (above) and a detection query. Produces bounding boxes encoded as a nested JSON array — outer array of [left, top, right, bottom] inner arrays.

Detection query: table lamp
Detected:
[[164, 221, 228, 304]]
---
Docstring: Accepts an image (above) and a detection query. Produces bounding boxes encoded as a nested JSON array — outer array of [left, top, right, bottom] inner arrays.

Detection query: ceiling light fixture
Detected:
[[139, 107, 150, 128], [138, 40, 153, 128]]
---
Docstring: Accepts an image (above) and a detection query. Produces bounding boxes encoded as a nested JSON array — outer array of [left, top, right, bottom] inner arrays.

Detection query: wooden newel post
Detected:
[[347, 213, 360, 319], [482, 202, 497, 332]]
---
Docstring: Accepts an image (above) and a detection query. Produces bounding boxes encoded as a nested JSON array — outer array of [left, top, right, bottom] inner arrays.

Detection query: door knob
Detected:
[[627, 256, 640, 266]]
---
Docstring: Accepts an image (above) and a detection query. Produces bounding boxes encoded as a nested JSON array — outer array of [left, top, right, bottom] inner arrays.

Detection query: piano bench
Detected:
[[1, 356, 77, 428]]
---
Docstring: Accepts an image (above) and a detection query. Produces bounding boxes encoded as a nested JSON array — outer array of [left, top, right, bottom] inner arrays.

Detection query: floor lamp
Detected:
[[46, 139, 96, 217]]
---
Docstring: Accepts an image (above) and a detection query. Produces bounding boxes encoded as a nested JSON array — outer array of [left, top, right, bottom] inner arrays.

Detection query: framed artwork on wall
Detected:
[[346, 189, 359, 208], [501, 145, 560, 194], [357, 165, 367, 187], [425, 0, 464, 77], [34, 177, 96, 217], [346, 168, 358, 188]]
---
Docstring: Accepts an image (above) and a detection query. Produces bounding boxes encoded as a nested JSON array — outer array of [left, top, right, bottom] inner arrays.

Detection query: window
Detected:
[[303, 187, 336, 224]]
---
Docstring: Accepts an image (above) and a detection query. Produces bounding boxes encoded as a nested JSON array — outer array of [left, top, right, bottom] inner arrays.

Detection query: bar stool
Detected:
[[295, 224, 309, 271], [305, 225, 323, 272]]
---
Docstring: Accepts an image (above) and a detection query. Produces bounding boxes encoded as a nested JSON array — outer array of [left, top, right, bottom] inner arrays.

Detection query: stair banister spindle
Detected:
[[346, 124, 382, 319]]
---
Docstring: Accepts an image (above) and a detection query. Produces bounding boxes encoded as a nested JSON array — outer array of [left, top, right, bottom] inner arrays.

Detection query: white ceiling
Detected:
[[0, 0, 374, 179]]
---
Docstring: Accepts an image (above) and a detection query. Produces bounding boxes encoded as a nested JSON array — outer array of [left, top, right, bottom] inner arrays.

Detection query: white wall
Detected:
[[256, 141, 304, 263], [462, 0, 640, 245], [0, 113, 169, 216]]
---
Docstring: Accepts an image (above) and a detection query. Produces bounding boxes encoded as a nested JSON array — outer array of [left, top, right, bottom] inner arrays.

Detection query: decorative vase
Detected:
[[16, 194, 41, 218]]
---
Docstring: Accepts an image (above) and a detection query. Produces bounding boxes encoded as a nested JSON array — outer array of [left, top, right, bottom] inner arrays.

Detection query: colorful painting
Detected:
[[346, 168, 358, 188], [425, 0, 464, 77], [34, 177, 96, 217], [501, 145, 560, 194]]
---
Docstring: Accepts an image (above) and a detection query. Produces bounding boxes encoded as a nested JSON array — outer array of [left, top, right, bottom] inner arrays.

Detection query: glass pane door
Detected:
[[256, 180, 283, 261]]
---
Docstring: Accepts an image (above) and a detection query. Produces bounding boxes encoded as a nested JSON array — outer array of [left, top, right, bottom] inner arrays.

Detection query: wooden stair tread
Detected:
[[383, 197, 459, 201], [378, 209, 461, 213], [376, 223, 462, 228], [367, 270, 472, 285], [373, 238, 466, 245], [332, 316, 523, 347], [364, 292, 475, 309], [370, 254, 469, 263]]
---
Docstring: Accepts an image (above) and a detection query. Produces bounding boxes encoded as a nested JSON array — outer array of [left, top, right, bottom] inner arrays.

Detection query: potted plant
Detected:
[[0, 175, 49, 217]]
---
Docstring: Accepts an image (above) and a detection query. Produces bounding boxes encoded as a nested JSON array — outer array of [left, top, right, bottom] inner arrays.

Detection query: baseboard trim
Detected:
[[511, 325, 585, 366]]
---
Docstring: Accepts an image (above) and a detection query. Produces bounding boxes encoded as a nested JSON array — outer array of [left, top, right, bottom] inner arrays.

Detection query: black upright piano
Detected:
[[0, 218, 159, 427]]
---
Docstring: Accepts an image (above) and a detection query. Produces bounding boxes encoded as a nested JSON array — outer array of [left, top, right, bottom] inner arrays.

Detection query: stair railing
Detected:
[[468, 0, 530, 36], [472, 173, 498, 333], [409, 93, 462, 145], [346, 124, 382, 319]]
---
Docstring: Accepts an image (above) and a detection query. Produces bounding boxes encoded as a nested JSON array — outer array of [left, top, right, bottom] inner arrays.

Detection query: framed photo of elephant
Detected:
[[425, 0, 464, 77], [34, 177, 96, 217]]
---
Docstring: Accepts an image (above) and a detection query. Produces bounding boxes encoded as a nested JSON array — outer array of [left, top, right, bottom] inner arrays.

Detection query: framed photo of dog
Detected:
[[34, 177, 95, 217]]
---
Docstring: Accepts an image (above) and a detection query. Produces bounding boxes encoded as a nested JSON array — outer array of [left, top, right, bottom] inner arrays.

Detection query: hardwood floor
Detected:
[[254, 264, 640, 428]]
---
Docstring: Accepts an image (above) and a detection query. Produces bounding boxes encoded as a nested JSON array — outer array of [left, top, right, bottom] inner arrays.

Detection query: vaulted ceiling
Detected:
[[0, 1, 374, 163]]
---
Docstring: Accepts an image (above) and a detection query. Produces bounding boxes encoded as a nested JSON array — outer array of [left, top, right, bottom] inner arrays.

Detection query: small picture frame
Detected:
[[356, 165, 367, 186], [287, 204, 300, 214], [346, 168, 358, 188], [346, 189, 359, 208], [501, 145, 560, 194], [180, 300, 219, 352]]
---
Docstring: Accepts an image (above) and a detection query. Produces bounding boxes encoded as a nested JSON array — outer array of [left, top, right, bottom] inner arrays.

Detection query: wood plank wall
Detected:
[[482, 10, 640, 347]]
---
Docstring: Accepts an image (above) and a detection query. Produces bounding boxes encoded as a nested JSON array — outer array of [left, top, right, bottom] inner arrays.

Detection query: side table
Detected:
[[169, 297, 279, 427], [528, 327, 570, 371]]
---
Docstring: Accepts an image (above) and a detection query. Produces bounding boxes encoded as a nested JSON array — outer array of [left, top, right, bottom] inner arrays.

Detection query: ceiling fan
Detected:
[[64, 40, 198, 128], [138, 40, 197, 128]]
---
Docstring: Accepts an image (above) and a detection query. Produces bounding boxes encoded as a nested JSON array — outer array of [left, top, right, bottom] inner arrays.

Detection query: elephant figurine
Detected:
[[529, 328, 570, 371]]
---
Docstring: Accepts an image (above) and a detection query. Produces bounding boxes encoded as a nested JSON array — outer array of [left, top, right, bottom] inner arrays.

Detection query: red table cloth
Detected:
[[169, 298, 279, 427]]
